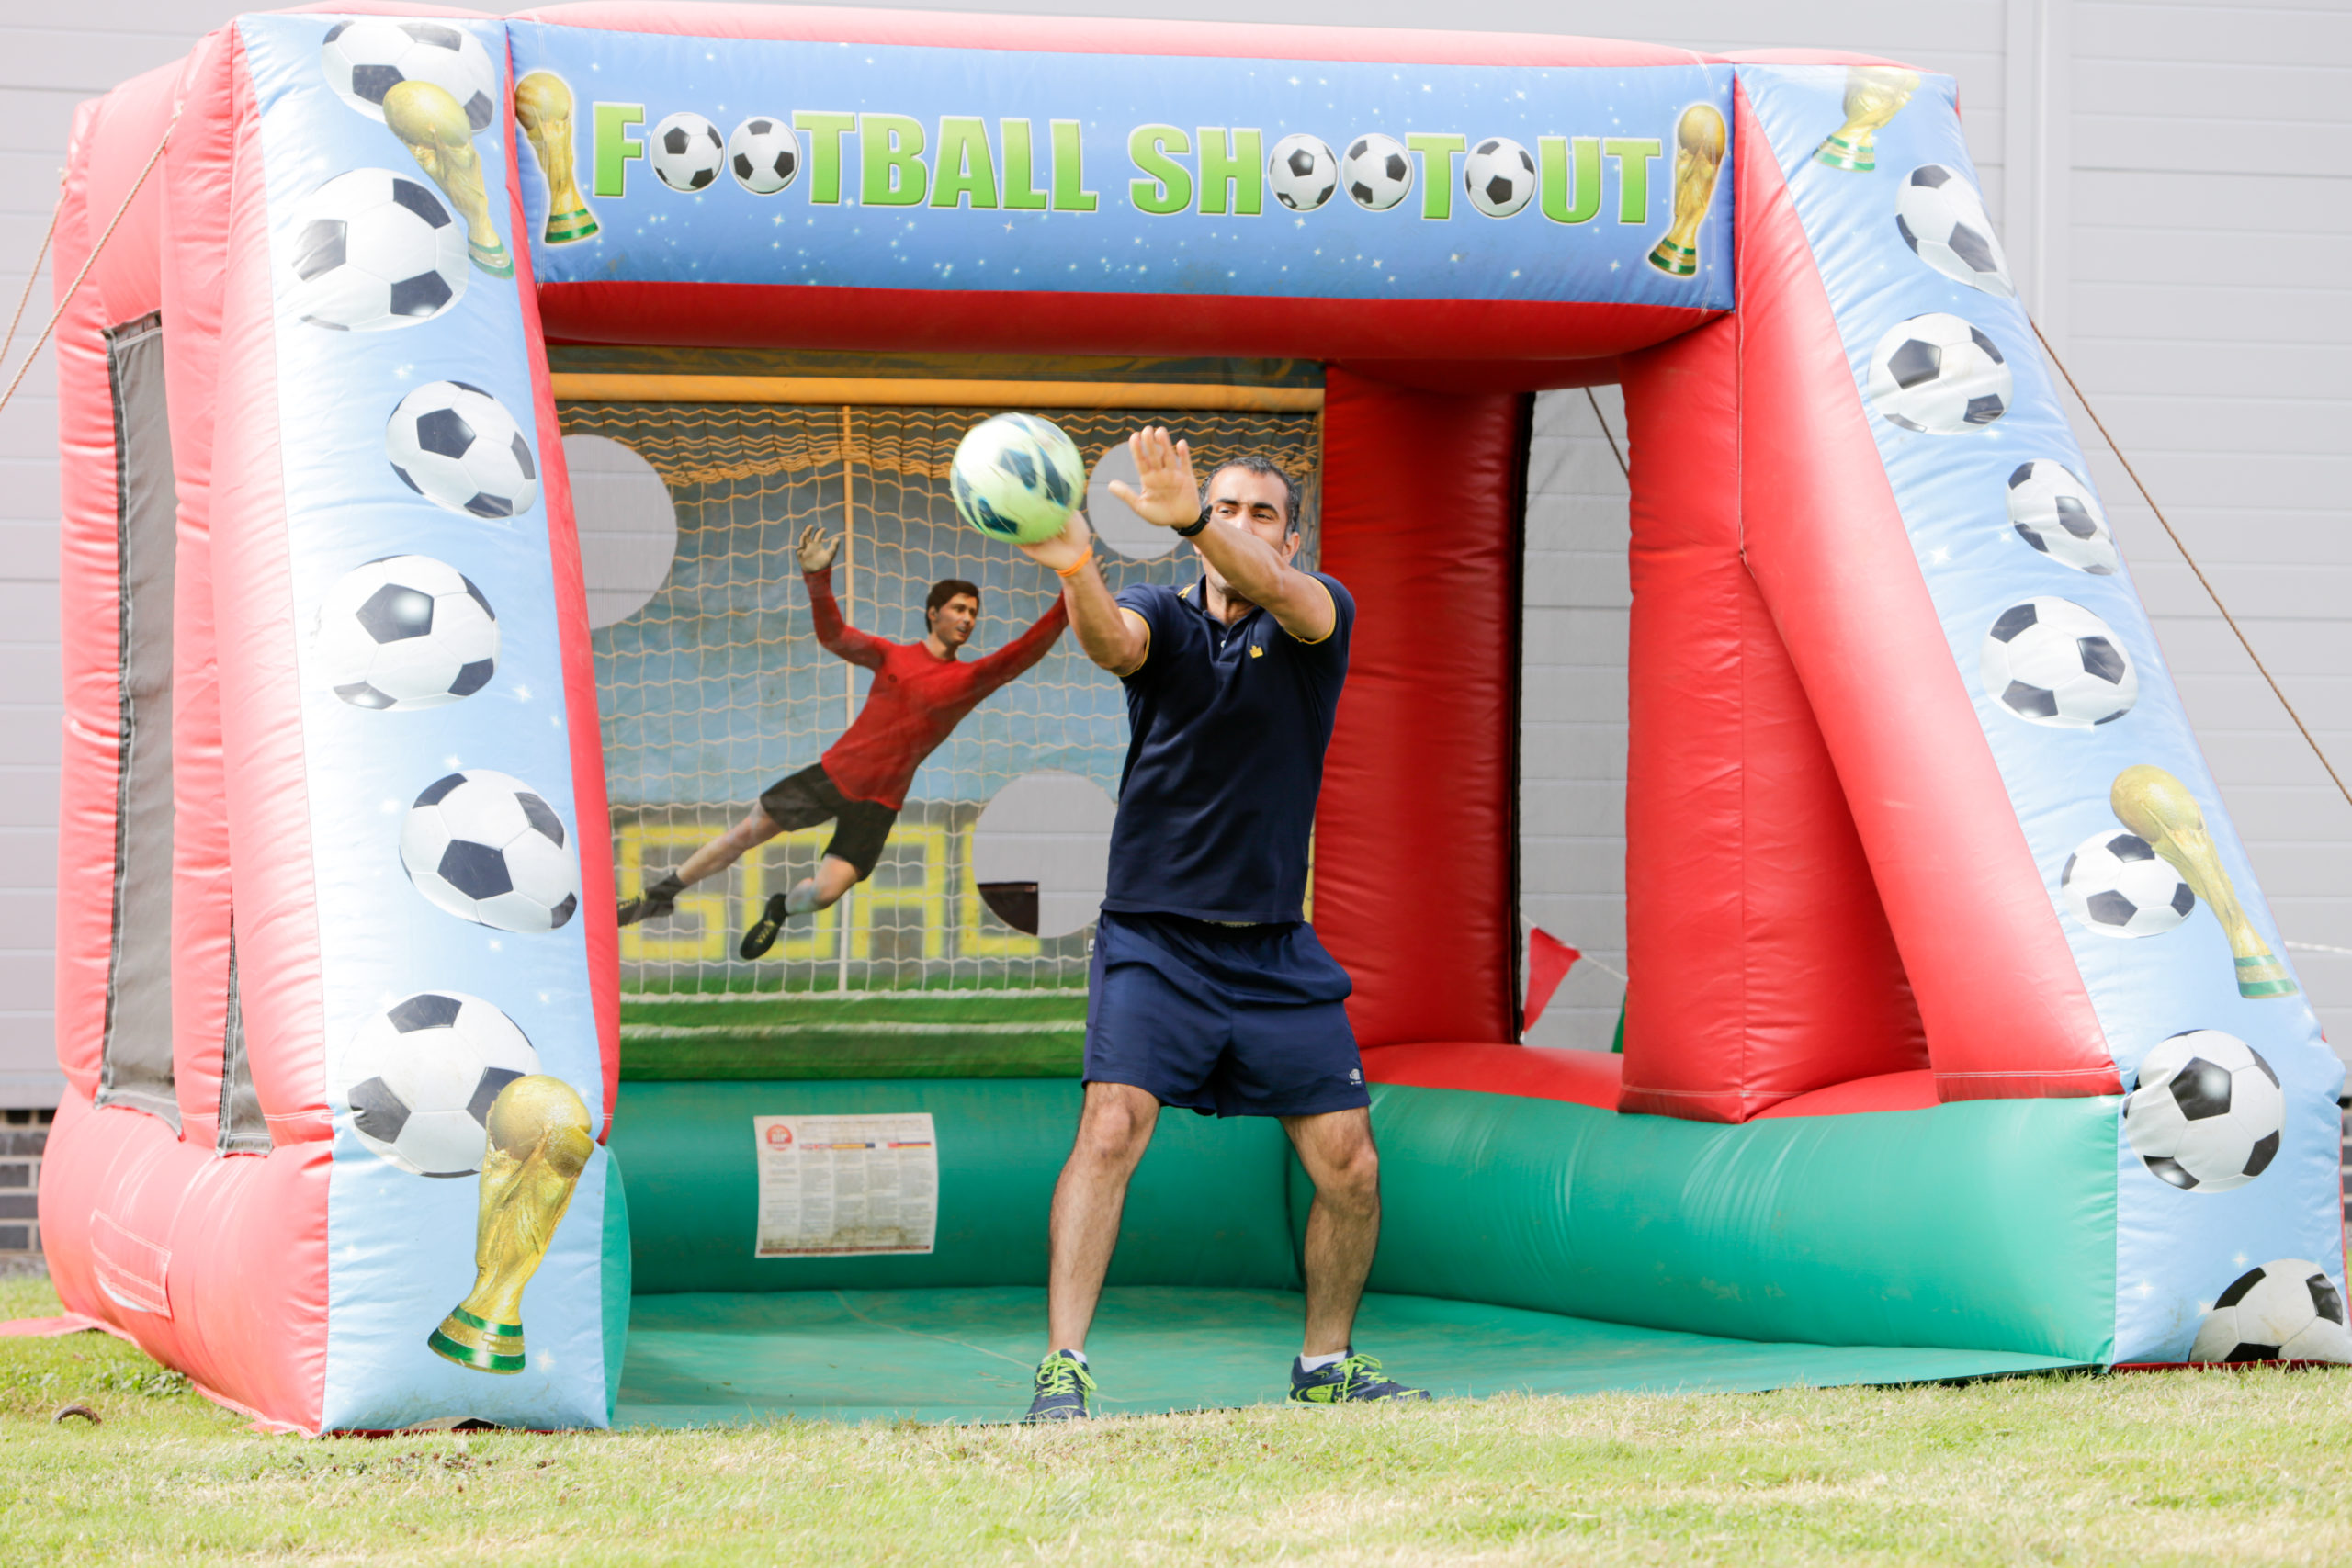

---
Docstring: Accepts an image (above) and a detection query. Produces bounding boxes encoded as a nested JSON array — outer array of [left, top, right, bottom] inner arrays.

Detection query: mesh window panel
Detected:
[[562, 400, 1320, 1044], [97, 311, 178, 1127]]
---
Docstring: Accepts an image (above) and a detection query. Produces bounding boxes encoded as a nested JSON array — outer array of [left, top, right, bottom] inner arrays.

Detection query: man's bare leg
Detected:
[[1046, 1081, 1160, 1354], [1281, 1106, 1381, 1357], [782, 853, 861, 914], [618, 806, 785, 924], [673, 805, 786, 887]]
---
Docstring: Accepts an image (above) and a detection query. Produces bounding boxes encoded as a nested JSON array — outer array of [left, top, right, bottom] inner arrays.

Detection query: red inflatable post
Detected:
[[1617, 318, 1927, 1122], [1724, 80, 2116, 1102], [160, 28, 241, 1147], [39, 33, 336, 1432], [1315, 369, 1524, 1049], [51, 84, 141, 1109]]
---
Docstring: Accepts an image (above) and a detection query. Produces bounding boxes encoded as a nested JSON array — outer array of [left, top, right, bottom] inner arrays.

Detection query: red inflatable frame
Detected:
[[38, 4, 2136, 1431]]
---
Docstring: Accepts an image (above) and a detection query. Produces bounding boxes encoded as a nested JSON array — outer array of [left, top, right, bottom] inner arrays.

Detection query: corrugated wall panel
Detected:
[[2065, 0, 2352, 1043], [1518, 388, 1627, 1051]]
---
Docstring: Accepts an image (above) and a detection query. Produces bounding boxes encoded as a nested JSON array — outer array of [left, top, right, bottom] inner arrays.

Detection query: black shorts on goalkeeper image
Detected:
[[1083, 909, 1367, 1119], [757, 761, 899, 880]]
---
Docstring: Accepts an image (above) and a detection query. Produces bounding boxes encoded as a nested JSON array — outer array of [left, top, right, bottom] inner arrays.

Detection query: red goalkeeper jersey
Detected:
[[806, 568, 1069, 810]]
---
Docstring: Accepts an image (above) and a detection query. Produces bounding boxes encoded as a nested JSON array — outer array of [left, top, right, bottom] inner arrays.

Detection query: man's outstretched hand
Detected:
[[798, 524, 840, 573], [1016, 507, 1094, 575], [1109, 426, 1202, 530]]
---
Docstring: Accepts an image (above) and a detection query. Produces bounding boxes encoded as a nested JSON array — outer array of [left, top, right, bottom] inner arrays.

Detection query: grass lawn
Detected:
[[6, 1270, 2352, 1565]]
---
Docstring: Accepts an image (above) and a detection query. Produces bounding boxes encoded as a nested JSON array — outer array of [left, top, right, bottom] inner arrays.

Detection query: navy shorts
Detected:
[[1084, 909, 1368, 1119]]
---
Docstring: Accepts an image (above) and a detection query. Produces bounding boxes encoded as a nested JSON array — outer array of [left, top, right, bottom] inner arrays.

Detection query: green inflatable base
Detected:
[[612, 1286, 2085, 1427]]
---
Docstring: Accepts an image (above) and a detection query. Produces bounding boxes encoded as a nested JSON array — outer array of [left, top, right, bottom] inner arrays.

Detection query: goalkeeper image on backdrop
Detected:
[[618, 520, 1068, 958]]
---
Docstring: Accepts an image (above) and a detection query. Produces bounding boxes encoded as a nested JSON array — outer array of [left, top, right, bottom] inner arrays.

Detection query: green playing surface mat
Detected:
[[614, 1287, 2085, 1427]]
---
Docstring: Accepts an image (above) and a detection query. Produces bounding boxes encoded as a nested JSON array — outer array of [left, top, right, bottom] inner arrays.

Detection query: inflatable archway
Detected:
[[40, 4, 2346, 1432]]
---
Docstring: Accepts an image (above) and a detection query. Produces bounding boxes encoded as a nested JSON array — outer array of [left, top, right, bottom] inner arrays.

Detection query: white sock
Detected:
[[784, 880, 822, 915], [1298, 1349, 1346, 1373], [1052, 1348, 1087, 1366]]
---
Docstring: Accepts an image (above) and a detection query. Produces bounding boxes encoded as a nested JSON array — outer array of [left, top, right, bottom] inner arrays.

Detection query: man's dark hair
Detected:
[[1203, 454, 1304, 531], [926, 578, 980, 617]]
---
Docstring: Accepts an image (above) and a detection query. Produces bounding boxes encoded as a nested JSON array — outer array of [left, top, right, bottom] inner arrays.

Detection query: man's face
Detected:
[[1198, 468, 1297, 595], [929, 593, 980, 649]]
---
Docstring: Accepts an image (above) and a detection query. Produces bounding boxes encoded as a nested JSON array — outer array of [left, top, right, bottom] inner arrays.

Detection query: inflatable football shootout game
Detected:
[[40, 3, 2346, 1431]]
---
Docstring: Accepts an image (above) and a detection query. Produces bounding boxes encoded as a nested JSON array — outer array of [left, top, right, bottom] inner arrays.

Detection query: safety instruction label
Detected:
[[752, 1112, 938, 1258]]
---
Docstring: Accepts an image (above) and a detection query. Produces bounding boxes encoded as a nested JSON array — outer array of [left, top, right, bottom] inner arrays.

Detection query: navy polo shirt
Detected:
[[1101, 571, 1354, 924]]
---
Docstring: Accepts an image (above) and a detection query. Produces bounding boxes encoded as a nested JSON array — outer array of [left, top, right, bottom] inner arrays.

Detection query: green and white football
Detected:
[[949, 412, 1084, 544]]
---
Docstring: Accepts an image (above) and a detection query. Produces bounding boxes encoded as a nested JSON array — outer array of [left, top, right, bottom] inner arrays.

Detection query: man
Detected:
[[1013, 427, 1424, 1420], [619, 523, 1067, 958]]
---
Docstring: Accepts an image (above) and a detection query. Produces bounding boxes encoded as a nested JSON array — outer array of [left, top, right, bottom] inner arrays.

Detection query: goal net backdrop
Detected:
[[559, 395, 1320, 1074]]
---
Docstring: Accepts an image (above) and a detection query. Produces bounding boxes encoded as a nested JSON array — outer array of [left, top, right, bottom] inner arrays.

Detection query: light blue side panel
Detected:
[[1736, 65, 2345, 1364], [242, 14, 615, 1430]]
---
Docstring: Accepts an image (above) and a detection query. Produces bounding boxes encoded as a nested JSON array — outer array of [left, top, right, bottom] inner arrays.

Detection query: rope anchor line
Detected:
[[2029, 318, 2352, 818]]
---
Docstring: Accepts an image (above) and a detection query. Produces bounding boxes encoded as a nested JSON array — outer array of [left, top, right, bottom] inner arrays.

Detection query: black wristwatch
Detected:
[[1173, 510, 1211, 538]]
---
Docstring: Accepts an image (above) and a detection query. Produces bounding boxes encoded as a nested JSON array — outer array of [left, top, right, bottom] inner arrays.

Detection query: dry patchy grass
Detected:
[[6, 1271, 2352, 1564]]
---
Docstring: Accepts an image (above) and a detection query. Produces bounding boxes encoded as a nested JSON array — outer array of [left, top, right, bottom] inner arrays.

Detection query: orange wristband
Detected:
[[1054, 547, 1095, 579]]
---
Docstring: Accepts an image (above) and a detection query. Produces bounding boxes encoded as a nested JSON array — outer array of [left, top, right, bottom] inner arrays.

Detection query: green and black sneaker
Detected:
[[1287, 1351, 1429, 1405], [1023, 1350, 1095, 1423], [739, 893, 791, 960]]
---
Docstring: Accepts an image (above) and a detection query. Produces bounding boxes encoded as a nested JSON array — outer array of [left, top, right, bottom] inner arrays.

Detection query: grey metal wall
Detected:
[[2054, 2, 2352, 1047], [1518, 386, 1629, 1049], [0, 2, 2339, 1093]]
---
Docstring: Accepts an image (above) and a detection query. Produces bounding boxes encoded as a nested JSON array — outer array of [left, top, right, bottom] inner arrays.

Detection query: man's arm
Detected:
[[1111, 426, 1333, 644], [1016, 509, 1151, 676], [798, 525, 887, 671], [967, 595, 1070, 692], [1187, 519, 1335, 644]]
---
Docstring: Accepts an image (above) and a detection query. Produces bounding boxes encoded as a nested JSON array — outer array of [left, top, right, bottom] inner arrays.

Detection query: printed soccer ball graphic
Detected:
[[1894, 164, 2014, 298], [2189, 1260, 2352, 1363], [729, 117, 800, 195], [2123, 1030, 2281, 1191], [950, 412, 1085, 544], [650, 111, 725, 193], [1462, 138, 1537, 218], [286, 169, 469, 332], [1978, 597, 2138, 727], [1342, 134, 1413, 211], [385, 380, 540, 519], [320, 18, 499, 133], [1866, 312, 2012, 433], [2007, 460, 2120, 576], [401, 770, 580, 932], [334, 991, 540, 1177], [2061, 830, 2194, 939], [2122, 1030, 2283, 1191], [315, 555, 498, 711], [1267, 134, 1338, 212]]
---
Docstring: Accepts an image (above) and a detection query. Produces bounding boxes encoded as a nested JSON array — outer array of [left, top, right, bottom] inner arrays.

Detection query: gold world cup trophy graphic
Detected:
[[1647, 103, 1727, 278], [383, 79, 514, 279], [2111, 764, 2300, 1000], [428, 1075, 594, 1374], [1814, 66, 1920, 173], [514, 71, 600, 245]]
